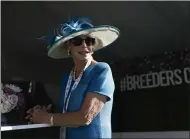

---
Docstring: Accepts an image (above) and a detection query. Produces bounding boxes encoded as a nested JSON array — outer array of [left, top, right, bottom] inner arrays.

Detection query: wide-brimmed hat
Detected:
[[39, 17, 120, 59]]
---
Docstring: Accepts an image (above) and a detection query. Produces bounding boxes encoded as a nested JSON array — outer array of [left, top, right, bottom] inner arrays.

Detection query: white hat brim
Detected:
[[47, 26, 120, 59]]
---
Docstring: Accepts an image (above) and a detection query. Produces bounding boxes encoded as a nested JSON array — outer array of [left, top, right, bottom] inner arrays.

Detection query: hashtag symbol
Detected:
[[120, 76, 127, 92]]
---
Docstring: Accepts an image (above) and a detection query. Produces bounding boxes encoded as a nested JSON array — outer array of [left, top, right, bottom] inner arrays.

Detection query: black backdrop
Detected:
[[111, 48, 189, 132]]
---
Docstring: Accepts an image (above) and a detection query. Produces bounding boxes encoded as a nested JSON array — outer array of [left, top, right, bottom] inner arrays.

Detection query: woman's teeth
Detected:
[[79, 52, 89, 54]]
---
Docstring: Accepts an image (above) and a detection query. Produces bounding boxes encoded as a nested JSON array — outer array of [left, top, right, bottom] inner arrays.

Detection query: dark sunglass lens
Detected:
[[71, 37, 83, 46], [85, 38, 95, 46]]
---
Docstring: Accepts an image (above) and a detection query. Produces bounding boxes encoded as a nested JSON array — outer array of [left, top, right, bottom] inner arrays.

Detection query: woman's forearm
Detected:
[[48, 111, 87, 127]]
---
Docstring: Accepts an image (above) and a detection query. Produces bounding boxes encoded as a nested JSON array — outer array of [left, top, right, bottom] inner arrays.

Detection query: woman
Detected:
[[26, 17, 120, 138]]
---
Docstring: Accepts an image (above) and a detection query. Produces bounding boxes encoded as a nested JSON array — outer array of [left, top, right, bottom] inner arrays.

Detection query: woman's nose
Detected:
[[81, 41, 87, 47]]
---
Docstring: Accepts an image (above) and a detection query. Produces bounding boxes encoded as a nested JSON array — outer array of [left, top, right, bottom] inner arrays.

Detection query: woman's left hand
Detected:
[[31, 108, 51, 124]]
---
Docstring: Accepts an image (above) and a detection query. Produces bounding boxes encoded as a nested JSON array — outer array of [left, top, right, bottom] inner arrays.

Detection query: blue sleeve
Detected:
[[86, 63, 115, 101]]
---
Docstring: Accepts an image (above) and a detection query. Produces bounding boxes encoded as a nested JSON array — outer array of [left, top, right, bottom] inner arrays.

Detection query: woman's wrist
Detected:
[[45, 113, 54, 125]]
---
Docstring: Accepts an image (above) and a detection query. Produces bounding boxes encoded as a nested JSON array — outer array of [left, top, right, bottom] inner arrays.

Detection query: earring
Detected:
[[67, 49, 70, 55]]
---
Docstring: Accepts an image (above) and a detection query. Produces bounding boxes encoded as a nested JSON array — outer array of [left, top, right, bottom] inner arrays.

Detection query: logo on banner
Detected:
[[120, 67, 190, 92]]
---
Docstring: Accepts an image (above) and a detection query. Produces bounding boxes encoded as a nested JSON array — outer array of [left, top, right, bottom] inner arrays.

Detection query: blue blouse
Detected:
[[58, 62, 115, 139]]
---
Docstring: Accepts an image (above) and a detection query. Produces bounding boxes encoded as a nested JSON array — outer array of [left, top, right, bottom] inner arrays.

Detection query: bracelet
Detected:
[[49, 115, 54, 126]]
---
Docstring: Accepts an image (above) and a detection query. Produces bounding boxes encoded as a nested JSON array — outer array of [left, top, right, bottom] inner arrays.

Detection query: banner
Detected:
[[121, 67, 190, 91], [112, 48, 189, 132], [115, 48, 190, 92]]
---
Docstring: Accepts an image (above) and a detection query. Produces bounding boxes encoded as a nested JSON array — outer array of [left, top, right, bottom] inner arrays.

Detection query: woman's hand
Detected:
[[25, 104, 52, 124], [29, 108, 52, 124]]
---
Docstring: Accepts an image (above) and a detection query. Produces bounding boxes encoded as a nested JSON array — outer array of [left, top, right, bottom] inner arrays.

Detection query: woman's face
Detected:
[[68, 35, 95, 61]]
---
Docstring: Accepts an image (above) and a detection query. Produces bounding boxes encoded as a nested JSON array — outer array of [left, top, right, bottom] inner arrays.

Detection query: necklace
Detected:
[[72, 60, 92, 81], [72, 67, 76, 81], [64, 59, 92, 113]]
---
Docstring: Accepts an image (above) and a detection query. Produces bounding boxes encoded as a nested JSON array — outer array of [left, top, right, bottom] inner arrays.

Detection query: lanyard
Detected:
[[63, 59, 92, 113]]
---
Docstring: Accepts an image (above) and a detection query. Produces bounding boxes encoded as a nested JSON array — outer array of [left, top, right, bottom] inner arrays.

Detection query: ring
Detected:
[[34, 105, 41, 109]]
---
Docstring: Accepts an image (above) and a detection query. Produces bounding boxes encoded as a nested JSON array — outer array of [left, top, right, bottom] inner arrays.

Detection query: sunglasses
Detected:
[[69, 36, 95, 46]]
